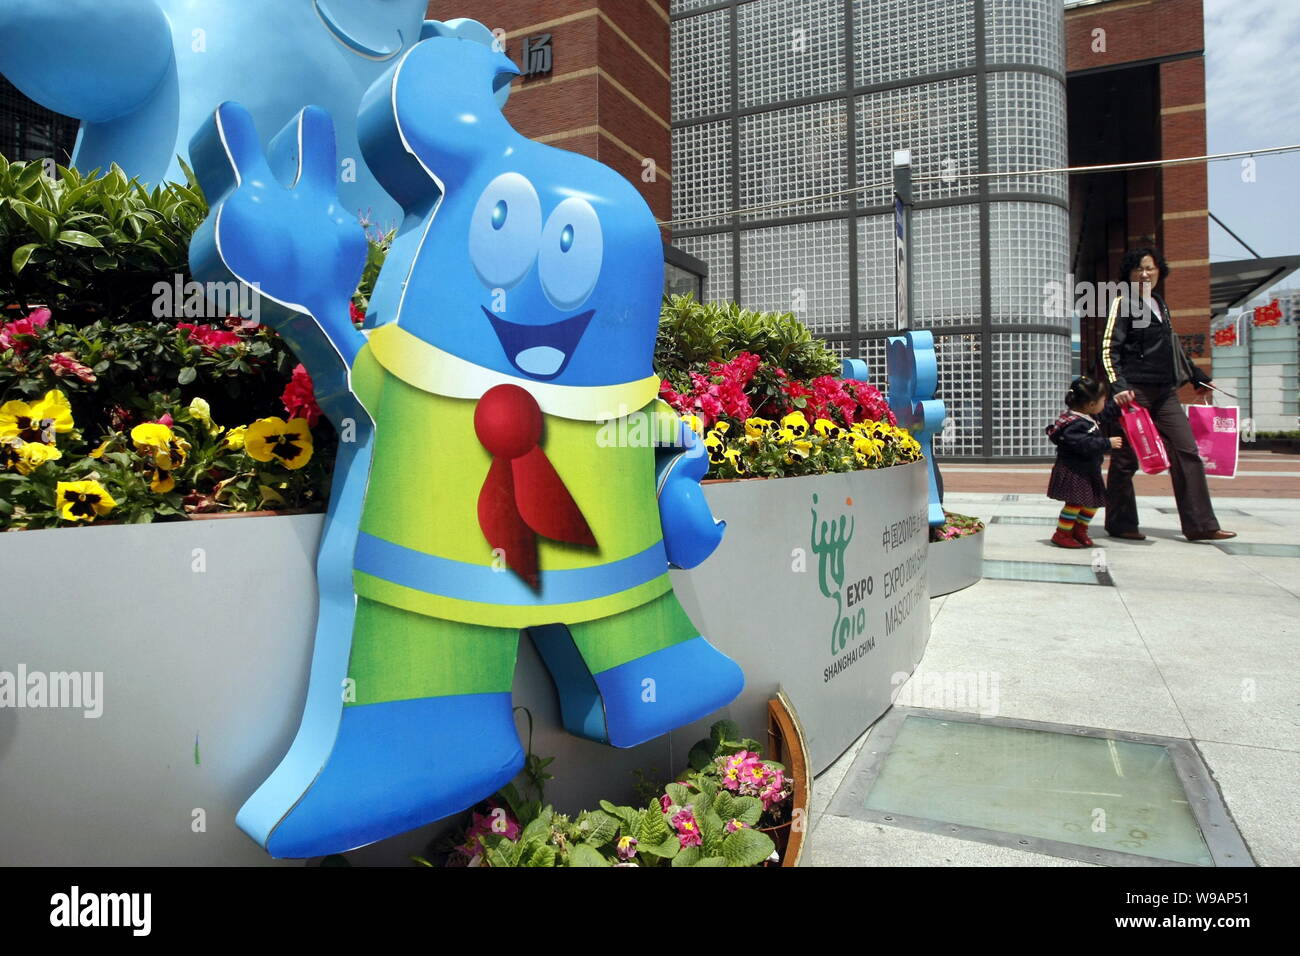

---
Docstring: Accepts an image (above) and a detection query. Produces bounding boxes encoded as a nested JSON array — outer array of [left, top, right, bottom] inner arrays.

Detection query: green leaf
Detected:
[[695, 855, 729, 867], [732, 796, 764, 827], [671, 846, 701, 867], [712, 791, 736, 821], [523, 843, 558, 867], [710, 719, 741, 745], [56, 229, 104, 248], [599, 800, 641, 830], [721, 827, 776, 867], [177, 366, 197, 385], [665, 782, 693, 808], [636, 804, 671, 847], [521, 815, 550, 845], [566, 843, 610, 867], [580, 810, 619, 847], [688, 739, 716, 771], [11, 243, 40, 275]]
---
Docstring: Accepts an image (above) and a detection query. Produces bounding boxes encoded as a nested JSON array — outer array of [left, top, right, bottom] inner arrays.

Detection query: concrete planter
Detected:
[[671, 459, 933, 774], [928, 529, 985, 598], [0, 459, 932, 863]]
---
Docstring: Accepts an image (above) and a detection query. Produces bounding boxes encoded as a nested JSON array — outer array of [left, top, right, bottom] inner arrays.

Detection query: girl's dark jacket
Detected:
[[1046, 400, 1119, 475]]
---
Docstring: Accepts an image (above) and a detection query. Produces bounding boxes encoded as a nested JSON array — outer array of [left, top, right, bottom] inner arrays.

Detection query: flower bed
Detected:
[[928, 511, 985, 598], [426, 719, 796, 868], [0, 157, 397, 529], [656, 295, 920, 479], [931, 510, 985, 542]]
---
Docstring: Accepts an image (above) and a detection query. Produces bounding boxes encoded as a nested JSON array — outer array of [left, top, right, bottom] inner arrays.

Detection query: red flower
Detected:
[[177, 322, 242, 351], [282, 363, 322, 427], [47, 351, 96, 382], [349, 302, 367, 328]]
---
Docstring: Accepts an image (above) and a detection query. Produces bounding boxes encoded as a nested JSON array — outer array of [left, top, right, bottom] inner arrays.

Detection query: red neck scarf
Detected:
[[474, 384, 596, 589]]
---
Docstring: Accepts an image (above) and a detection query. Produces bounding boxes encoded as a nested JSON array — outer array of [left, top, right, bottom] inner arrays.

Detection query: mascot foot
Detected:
[[247, 692, 523, 859]]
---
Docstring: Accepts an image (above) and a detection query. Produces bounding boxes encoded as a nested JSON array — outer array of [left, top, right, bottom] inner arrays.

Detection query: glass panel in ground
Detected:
[[981, 559, 1099, 584], [863, 716, 1214, 865]]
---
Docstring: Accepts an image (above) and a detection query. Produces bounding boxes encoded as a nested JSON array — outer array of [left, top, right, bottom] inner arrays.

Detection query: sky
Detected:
[[1203, 0, 1300, 308]]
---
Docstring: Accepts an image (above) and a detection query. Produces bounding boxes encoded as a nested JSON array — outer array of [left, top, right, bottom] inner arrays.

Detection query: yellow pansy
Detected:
[[130, 422, 190, 470], [783, 438, 813, 463], [0, 390, 74, 443], [721, 445, 746, 474], [188, 397, 220, 435], [88, 439, 111, 459], [702, 429, 728, 466], [14, 441, 62, 475], [744, 417, 776, 439], [780, 411, 809, 438], [220, 425, 247, 452], [246, 417, 314, 470], [813, 418, 842, 440], [56, 480, 117, 522], [150, 469, 176, 493]]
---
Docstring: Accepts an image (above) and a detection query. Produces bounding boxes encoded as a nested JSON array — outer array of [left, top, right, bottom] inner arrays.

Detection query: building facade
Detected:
[[1065, 0, 1213, 395], [670, 0, 1072, 458]]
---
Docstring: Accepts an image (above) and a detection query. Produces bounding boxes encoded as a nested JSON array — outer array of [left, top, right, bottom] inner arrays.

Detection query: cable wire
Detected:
[[657, 143, 1300, 229]]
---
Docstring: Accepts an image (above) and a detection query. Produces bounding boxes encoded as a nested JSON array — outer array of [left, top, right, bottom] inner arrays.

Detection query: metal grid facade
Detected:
[[670, 0, 1070, 458], [0, 77, 77, 166]]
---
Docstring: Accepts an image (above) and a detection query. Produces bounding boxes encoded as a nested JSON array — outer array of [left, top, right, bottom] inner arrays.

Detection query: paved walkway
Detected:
[[937, 451, 1300, 499], [809, 488, 1300, 867]]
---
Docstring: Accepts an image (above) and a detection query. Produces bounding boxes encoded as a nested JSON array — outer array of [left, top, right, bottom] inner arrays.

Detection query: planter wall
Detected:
[[0, 459, 932, 863], [928, 529, 985, 597], [670, 459, 933, 773]]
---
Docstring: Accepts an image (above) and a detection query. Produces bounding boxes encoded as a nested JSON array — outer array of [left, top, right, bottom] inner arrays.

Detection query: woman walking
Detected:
[[1100, 247, 1235, 542]]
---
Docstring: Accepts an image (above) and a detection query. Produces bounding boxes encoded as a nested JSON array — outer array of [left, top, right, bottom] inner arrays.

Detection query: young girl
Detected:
[[1045, 377, 1123, 548]]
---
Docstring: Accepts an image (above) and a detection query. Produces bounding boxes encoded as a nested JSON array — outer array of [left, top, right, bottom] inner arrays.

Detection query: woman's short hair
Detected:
[[1065, 375, 1108, 412], [1118, 246, 1169, 285]]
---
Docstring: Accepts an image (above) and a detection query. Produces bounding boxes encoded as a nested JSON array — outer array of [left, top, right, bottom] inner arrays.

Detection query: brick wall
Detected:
[[1068, 0, 1210, 390], [424, 1, 671, 224]]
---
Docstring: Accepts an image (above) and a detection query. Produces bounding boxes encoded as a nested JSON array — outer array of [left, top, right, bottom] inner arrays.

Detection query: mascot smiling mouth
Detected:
[[314, 1, 405, 59], [482, 308, 595, 381]]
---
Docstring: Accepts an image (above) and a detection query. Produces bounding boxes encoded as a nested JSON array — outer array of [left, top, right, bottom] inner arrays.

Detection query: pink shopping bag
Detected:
[[1119, 402, 1170, 474], [1186, 403, 1239, 478]]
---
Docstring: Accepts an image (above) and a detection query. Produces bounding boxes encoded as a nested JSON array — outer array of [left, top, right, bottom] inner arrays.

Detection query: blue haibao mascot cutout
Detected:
[[885, 332, 947, 526], [0, 1, 503, 226], [189, 26, 739, 858]]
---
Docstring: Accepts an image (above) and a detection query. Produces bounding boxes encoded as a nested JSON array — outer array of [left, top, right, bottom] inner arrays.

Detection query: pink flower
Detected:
[[616, 835, 638, 861], [718, 751, 763, 792], [659, 793, 673, 814], [671, 807, 703, 848], [152, 413, 174, 427], [724, 818, 747, 833], [456, 798, 521, 858], [0, 307, 51, 354], [177, 322, 242, 351], [47, 351, 96, 382], [281, 363, 322, 427], [349, 302, 367, 327], [759, 769, 788, 810]]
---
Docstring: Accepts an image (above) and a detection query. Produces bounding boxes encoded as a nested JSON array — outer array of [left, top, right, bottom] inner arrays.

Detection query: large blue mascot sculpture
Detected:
[[188, 26, 741, 857], [0, 1, 498, 226]]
